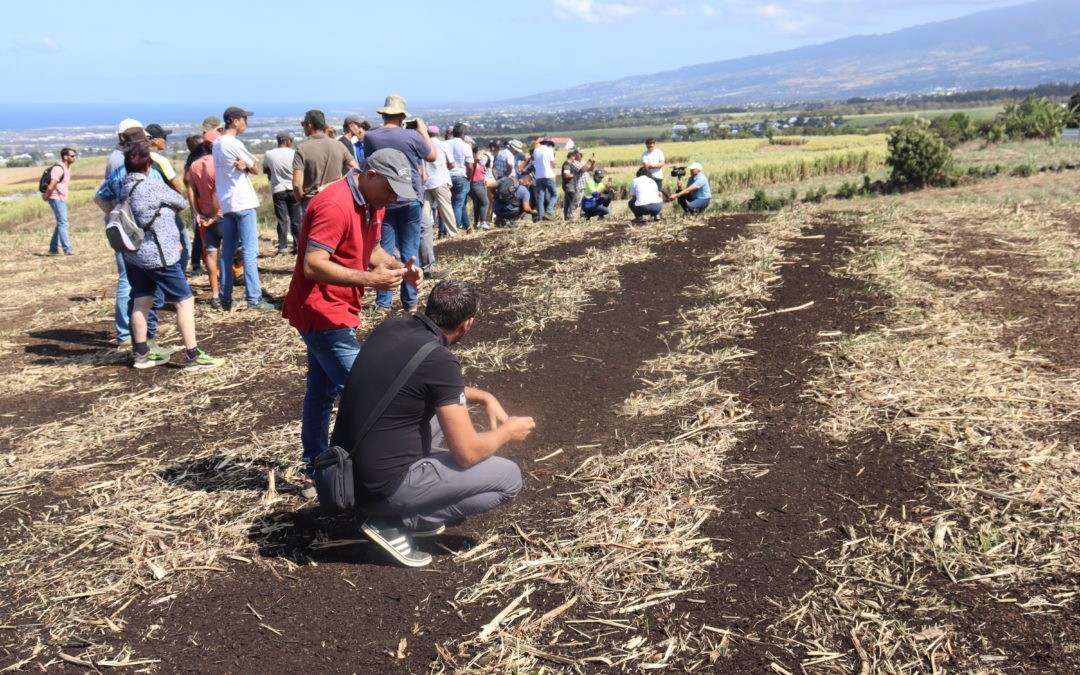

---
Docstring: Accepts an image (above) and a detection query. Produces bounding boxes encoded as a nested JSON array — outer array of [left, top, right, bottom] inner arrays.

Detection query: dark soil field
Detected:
[[0, 171, 1076, 673]]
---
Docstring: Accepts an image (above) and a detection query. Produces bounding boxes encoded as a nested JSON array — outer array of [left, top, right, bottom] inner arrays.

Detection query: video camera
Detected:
[[670, 166, 687, 179]]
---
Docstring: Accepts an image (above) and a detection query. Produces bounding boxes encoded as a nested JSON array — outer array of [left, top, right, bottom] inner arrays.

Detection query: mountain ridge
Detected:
[[497, 0, 1080, 110]]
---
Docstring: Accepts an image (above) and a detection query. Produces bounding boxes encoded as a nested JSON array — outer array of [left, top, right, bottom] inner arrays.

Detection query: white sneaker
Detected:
[[478, 221, 492, 230]]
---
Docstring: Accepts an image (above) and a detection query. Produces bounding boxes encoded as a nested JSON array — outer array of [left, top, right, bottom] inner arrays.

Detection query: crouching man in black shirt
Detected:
[[331, 280, 535, 567]]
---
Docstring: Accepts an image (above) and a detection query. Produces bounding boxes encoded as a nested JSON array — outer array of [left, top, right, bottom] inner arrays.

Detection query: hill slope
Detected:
[[501, 0, 1080, 109]]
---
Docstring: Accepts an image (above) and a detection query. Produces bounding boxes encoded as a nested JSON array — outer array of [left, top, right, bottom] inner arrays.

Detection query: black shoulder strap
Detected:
[[348, 340, 440, 457]]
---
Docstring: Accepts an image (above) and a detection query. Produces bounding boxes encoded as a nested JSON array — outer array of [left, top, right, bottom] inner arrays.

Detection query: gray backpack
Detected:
[[105, 179, 148, 253], [105, 180, 167, 265]]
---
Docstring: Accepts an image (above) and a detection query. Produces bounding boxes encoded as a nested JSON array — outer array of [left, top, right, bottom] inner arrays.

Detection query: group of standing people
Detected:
[[56, 117, 716, 374], [93, 117, 231, 372]]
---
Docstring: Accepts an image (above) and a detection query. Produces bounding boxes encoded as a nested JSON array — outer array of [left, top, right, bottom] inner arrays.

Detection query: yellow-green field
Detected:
[[578, 134, 889, 192], [842, 105, 1003, 128]]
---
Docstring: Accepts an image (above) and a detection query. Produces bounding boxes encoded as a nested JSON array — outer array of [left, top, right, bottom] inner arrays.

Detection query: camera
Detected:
[[405, 119, 419, 130], [670, 166, 687, 179]]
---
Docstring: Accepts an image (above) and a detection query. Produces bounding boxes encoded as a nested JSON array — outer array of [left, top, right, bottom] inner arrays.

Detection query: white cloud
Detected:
[[558, 0, 1027, 33], [553, 0, 653, 23], [11, 37, 60, 54]]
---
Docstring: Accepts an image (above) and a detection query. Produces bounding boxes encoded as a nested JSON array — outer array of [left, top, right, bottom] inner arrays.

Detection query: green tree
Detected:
[[887, 118, 953, 188], [1067, 90, 1080, 127], [997, 95, 1066, 141], [929, 111, 975, 148]]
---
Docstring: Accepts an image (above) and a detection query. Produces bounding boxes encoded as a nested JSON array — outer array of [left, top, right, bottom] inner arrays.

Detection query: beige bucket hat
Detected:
[[376, 94, 410, 116]]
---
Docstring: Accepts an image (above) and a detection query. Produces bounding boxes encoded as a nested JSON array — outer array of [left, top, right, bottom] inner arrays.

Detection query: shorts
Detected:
[[127, 262, 194, 303], [199, 215, 223, 252]]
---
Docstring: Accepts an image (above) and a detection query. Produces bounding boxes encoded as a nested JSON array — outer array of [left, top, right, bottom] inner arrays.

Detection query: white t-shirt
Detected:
[[212, 133, 260, 213], [424, 139, 452, 190], [446, 138, 472, 178], [263, 147, 296, 194], [630, 175, 663, 205], [533, 145, 555, 179], [642, 148, 665, 180]]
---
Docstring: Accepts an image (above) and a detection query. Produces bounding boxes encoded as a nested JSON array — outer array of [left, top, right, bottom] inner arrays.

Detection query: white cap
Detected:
[[117, 118, 143, 134], [688, 162, 703, 171]]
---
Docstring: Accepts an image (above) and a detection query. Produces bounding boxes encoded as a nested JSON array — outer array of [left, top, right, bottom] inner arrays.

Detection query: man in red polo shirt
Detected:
[[283, 149, 424, 495]]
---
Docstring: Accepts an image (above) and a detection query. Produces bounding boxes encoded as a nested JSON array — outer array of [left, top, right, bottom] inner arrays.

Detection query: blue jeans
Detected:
[[582, 204, 610, 220], [115, 252, 162, 342], [219, 208, 262, 305], [299, 328, 361, 476], [176, 212, 190, 272], [450, 175, 470, 231], [48, 200, 71, 253], [536, 178, 557, 220], [375, 201, 421, 310], [678, 195, 711, 214]]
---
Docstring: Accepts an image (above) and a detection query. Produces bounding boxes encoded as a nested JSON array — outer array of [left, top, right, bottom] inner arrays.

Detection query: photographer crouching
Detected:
[[668, 162, 712, 215]]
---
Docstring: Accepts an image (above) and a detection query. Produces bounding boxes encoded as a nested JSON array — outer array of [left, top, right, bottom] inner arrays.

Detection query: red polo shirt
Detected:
[[282, 174, 383, 332]]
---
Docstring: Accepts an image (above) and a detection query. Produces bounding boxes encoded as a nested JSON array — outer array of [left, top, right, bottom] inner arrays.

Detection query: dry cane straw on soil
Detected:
[[433, 211, 811, 672], [770, 196, 1078, 672], [0, 213, 683, 668]]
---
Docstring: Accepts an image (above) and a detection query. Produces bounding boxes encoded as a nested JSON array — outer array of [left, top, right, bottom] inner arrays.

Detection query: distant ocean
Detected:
[[0, 102, 373, 134]]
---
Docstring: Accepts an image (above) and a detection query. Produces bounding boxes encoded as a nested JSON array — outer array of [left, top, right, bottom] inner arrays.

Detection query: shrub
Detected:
[[746, 189, 790, 211], [997, 95, 1067, 141], [836, 181, 859, 199], [929, 112, 975, 148], [886, 119, 953, 188]]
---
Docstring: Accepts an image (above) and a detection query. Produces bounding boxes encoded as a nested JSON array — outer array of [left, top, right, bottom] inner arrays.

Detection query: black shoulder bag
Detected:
[[313, 340, 439, 512]]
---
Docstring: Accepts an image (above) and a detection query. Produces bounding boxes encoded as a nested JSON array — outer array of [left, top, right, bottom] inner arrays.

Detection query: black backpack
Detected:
[[495, 177, 519, 206], [38, 164, 64, 194]]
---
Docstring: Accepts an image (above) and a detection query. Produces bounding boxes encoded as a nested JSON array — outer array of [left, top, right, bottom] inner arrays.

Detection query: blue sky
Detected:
[[2, 0, 1031, 108]]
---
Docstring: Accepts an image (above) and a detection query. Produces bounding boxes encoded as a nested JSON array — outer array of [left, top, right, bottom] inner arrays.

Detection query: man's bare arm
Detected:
[[292, 168, 304, 202], [303, 245, 405, 289], [465, 387, 509, 429], [436, 403, 534, 468]]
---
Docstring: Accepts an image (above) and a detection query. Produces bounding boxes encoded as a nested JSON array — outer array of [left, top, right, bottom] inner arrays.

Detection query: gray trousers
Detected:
[[563, 187, 581, 219], [366, 420, 522, 530], [421, 184, 456, 270]]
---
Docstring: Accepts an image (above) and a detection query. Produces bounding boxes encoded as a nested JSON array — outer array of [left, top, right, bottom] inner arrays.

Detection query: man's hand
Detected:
[[403, 256, 424, 291], [234, 159, 249, 171], [367, 262, 407, 290], [502, 416, 536, 442], [485, 398, 509, 430]]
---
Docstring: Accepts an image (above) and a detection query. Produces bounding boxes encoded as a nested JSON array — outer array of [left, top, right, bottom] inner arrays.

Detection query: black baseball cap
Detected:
[[223, 106, 254, 123], [145, 124, 171, 140]]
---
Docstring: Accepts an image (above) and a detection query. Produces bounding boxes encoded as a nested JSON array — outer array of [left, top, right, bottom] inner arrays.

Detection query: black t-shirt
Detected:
[[330, 314, 465, 499], [561, 161, 574, 190]]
